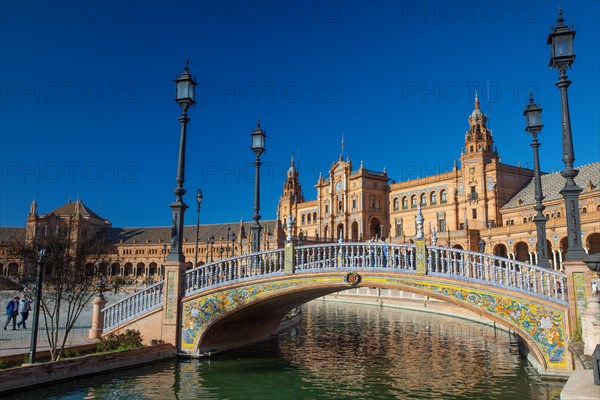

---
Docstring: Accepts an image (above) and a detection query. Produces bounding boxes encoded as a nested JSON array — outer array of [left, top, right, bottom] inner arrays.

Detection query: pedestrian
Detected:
[[17, 295, 32, 329], [592, 281, 599, 295], [4, 296, 20, 330], [381, 237, 388, 267]]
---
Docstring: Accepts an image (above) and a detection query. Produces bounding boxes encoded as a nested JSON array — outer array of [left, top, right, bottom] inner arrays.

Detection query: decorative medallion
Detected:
[[344, 272, 361, 286]]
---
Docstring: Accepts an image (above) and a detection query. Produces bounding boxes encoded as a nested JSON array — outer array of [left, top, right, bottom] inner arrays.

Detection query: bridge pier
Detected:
[[564, 260, 600, 356], [161, 261, 187, 349]]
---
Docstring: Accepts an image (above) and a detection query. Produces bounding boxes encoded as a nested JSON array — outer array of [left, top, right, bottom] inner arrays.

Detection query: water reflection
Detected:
[[6, 300, 564, 400]]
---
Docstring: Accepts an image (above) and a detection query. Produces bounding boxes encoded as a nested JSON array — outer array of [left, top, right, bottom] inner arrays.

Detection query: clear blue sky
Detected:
[[1, 0, 599, 228]]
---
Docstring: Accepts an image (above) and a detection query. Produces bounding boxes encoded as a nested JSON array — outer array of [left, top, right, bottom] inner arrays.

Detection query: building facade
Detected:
[[278, 98, 600, 269]]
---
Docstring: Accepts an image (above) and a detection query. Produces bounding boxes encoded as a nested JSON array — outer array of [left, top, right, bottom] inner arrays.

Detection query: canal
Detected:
[[8, 300, 564, 399]]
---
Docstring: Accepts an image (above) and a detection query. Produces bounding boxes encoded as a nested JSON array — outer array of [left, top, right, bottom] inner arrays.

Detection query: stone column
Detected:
[[88, 293, 106, 340], [161, 261, 187, 349]]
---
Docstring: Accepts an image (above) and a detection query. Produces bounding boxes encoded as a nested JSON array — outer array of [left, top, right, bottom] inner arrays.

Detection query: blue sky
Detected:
[[1, 0, 599, 228]]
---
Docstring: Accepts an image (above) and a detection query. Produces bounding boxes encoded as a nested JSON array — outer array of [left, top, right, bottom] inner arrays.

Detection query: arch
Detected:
[[351, 221, 359, 242], [136, 262, 145, 277], [493, 244, 508, 258], [370, 218, 381, 238], [410, 195, 417, 208], [149, 262, 158, 276], [440, 189, 448, 204], [581, 207, 587, 214], [324, 225, 329, 240], [0, 263, 3, 276], [307, 213, 311, 224], [430, 191, 437, 205], [180, 273, 568, 374], [98, 262, 109, 277], [559, 237, 568, 254], [393, 198, 399, 210], [301, 214, 306, 225], [313, 212, 317, 221], [336, 224, 344, 241], [587, 233, 600, 254], [185, 262, 193, 271], [123, 262, 133, 276], [452, 244, 463, 250], [7, 262, 19, 277], [420, 193, 427, 206], [111, 263, 120, 276], [514, 242, 529, 262]]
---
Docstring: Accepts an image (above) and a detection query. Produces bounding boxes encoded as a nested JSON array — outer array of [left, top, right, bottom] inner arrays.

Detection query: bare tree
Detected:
[[6, 229, 115, 361]]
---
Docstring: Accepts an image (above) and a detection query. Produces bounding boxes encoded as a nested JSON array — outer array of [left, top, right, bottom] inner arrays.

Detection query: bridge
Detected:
[[94, 237, 583, 376]]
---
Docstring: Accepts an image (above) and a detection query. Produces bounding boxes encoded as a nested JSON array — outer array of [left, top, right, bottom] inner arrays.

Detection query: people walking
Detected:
[[17, 295, 32, 329], [4, 296, 20, 330]]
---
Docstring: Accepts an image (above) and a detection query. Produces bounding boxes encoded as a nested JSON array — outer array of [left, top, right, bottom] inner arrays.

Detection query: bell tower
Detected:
[[462, 91, 498, 163], [277, 154, 304, 232]]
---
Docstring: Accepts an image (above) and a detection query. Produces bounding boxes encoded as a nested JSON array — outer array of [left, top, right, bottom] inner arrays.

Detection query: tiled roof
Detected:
[[106, 220, 279, 245], [0, 228, 25, 244], [502, 162, 600, 209], [47, 200, 106, 221]]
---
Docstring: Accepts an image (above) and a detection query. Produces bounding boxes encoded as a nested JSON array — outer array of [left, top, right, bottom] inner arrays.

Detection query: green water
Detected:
[[7, 300, 564, 399]]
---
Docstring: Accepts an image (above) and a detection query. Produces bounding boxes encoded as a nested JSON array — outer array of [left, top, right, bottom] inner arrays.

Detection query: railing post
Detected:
[[88, 292, 106, 340], [284, 241, 295, 275]]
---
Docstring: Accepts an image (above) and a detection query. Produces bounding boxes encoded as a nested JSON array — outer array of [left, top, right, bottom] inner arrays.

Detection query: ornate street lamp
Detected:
[[478, 239, 486, 253], [205, 235, 214, 263], [230, 230, 237, 257], [167, 59, 197, 262], [250, 118, 266, 253], [194, 188, 203, 268], [547, 9, 585, 260], [524, 94, 551, 268]]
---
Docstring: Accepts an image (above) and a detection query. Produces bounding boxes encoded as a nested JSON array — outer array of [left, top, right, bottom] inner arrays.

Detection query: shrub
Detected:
[[97, 329, 143, 353]]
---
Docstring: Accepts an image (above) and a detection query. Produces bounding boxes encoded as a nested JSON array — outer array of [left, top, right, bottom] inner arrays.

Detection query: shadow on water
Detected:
[[5, 301, 565, 400]]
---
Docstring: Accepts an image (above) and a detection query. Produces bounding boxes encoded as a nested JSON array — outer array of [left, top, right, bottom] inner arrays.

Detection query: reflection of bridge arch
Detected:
[[103, 243, 571, 376]]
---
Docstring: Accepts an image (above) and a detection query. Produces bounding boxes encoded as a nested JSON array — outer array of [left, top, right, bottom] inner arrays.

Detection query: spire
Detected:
[[257, 117, 261, 128], [474, 88, 480, 110], [341, 134, 345, 159], [184, 56, 190, 72], [29, 197, 38, 216], [557, 7, 564, 26]]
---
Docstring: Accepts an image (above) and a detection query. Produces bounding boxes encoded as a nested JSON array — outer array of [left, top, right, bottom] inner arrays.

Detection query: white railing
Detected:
[[102, 281, 164, 331], [102, 242, 568, 332], [184, 248, 285, 295]]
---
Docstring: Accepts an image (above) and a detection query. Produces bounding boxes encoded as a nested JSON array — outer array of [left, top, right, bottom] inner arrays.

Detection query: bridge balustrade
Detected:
[[101, 242, 568, 334], [102, 281, 164, 331], [184, 248, 285, 295]]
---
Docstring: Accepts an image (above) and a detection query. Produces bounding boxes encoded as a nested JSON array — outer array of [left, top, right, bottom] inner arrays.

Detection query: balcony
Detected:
[[467, 192, 478, 201]]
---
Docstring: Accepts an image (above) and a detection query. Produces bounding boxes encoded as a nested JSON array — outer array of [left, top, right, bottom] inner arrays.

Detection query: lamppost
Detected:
[[524, 94, 551, 269], [167, 59, 197, 263], [226, 225, 231, 257], [205, 235, 214, 263], [194, 188, 203, 268], [29, 248, 47, 364], [547, 9, 586, 260], [230, 231, 237, 257], [250, 119, 266, 253]]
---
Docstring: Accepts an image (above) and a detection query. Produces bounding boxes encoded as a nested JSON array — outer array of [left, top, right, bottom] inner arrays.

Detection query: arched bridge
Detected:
[[100, 241, 572, 375]]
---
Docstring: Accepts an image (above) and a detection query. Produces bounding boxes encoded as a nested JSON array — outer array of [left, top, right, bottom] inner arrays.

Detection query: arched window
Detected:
[[420, 193, 427, 206], [325, 201, 330, 214], [313, 212, 317, 221], [557, 211, 562, 218], [411, 195, 417, 208], [440, 190, 447, 204], [582, 207, 587, 214], [301, 214, 306, 225], [523, 218, 528, 223], [402, 196, 408, 209], [393, 198, 399, 211], [430, 191, 437, 205], [307, 213, 312, 224]]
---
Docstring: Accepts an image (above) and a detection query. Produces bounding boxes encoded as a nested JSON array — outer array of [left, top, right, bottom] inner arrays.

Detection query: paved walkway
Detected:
[[0, 291, 127, 358]]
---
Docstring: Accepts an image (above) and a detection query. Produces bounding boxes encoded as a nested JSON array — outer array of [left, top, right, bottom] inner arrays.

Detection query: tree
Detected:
[[6, 229, 115, 361]]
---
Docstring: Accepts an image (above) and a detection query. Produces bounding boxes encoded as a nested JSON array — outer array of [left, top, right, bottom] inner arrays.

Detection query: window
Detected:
[[440, 190, 447, 204], [352, 198, 357, 210], [393, 198, 399, 211], [402, 196, 408, 209], [313, 212, 317, 221], [420, 193, 427, 206], [430, 191, 437, 205], [307, 213, 312, 224], [438, 219, 446, 232], [325, 203, 329, 214], [411, 195, 417, 208], [301, 214, 305, 225], [472, 208, 477, 219]]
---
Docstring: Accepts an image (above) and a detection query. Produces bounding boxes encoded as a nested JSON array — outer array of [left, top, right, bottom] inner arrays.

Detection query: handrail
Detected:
[[102, 281, 164, 331]]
